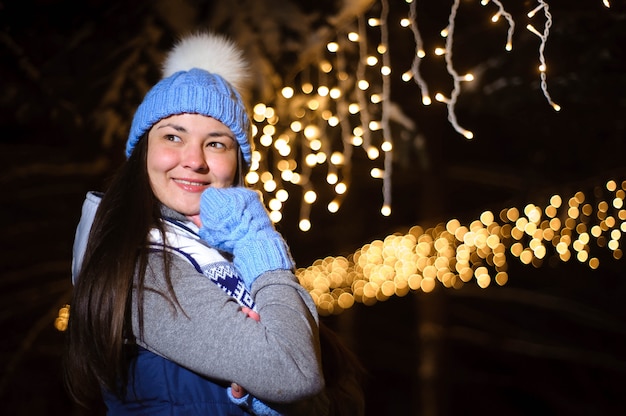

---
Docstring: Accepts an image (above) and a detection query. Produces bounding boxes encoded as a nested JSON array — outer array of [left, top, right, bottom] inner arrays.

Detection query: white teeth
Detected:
[[176, 179, 205, 186]]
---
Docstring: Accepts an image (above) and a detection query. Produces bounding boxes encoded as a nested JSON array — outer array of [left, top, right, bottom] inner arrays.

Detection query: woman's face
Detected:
[[147, 113, 239, 216]]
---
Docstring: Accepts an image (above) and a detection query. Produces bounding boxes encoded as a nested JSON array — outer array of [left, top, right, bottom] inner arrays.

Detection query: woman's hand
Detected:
[[230, 382, 246, 399]]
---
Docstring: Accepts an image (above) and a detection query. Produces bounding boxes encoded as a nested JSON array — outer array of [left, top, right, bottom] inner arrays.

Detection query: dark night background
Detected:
[[2, 0, 626, 415]]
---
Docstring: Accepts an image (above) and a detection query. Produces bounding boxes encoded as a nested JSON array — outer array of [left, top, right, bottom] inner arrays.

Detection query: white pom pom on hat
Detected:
[[162, 32, 249, 92], [126, 32, 252, 164]]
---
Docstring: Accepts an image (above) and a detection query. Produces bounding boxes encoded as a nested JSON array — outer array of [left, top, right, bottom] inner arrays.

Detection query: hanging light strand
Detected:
[[484, 0, 515, 51], [356, 14, 373, 150], [408, 0, 431, 105], [438, 0, 474, 139], [527, 0, 561, 111], [242, 0, 613, 231], [380, 0, 393, 216]]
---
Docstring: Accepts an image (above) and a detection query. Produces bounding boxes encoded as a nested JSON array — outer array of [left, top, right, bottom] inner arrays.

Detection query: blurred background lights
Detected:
[[292, 180, 626, 315]]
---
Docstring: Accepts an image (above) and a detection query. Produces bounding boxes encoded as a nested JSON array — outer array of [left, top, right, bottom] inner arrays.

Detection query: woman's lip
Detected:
[[173, 178, 209, 192]]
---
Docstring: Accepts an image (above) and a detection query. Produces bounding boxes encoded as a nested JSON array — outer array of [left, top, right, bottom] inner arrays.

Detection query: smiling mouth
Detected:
[[174, 179, 208, 186]]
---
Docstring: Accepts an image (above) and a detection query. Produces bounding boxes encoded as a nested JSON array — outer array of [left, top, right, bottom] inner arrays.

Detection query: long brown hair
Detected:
[[63, 135, 173, 407]]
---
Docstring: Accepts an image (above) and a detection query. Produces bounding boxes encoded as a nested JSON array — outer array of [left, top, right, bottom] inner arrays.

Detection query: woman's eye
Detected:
[[207, 141, 227, 149], [165, 134, 181, 142]]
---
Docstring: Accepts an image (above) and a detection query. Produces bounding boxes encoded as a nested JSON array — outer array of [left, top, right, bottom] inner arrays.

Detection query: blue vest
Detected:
[[103, 348, 251, 416]]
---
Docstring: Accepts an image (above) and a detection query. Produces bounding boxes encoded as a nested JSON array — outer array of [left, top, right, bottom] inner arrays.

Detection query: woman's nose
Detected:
[[182, 145, 208, 171]]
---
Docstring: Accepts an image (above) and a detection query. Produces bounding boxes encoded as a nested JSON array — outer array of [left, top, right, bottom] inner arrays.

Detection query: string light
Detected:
[[438, 0, 474, 139], [526, 1, 561, 111], [237, 0, 608, 232], [296, 177, 626, 315], [482, 0, 515, 51]]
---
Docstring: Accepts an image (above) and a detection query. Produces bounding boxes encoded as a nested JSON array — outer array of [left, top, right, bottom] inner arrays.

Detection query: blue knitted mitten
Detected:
[[199, 187, 294, 289], [227, 387, 283, 416]]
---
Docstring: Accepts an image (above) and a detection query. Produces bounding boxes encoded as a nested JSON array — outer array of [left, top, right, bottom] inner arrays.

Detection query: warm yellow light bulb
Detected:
[[381, 204, 391, 217], [305, 154, 317, 166], [245, 171, 259, 184], [263, 180, 277, 193], [367, 146, 380, 160], [330, 152, 344, 165], [276, 189, 289, 202], [370, 168, 383, 179], [304, 190, 317, 204], [290, 121, 302, 132], [253, 103, 267, 116], [281, 86, 294, 99], [462, 130, 474, 140], [526, 24, 542, 37], [319, 61, 332, 73], [369, 120, 381, 131], [327, 42, 339, 52], [268, 198, 282, 212], [299, 219, 311, 232], [527, 4, 544, 18], [259, 134, 272, 147], [303, 125, 320, 139], [269, 210, 282, 223], [309, 139, 321, 151], [370, 94, 382, 104]]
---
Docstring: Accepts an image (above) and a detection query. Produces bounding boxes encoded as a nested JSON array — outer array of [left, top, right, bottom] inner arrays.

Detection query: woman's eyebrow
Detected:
[[206, 131, 236, 140], [156, 123, 188, 133]]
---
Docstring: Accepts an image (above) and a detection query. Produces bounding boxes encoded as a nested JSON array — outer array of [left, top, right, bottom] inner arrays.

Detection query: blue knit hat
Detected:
[[126, 33, 252, 165]]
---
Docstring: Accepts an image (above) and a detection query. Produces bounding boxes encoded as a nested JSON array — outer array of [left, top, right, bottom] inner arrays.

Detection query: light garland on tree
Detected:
[[244, 1, 611, 232]]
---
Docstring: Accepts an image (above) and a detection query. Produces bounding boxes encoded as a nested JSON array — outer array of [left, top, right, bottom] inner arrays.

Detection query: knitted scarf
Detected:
[[148, 217, 256, 310]]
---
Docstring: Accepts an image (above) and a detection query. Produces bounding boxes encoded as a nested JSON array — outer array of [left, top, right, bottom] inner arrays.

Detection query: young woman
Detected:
[[64, 33, 328, 415]]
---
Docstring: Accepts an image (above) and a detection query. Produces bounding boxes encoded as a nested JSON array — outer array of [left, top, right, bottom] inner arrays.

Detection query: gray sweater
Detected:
[[72, 192, 325, 406], [135, 253, 325, 403]]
